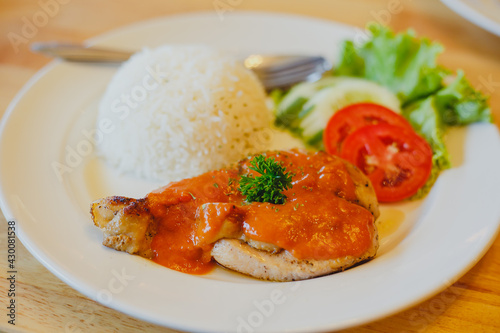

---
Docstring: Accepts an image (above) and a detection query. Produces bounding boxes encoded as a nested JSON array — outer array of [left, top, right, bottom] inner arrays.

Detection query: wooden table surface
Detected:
[[1, 0, 499, 332]]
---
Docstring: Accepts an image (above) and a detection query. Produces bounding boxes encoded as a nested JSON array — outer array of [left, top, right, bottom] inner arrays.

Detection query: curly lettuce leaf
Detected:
[[403, 96, 450, 171], [336, 41, 365, 77], [336, 25, 448, 106], [403, 70, 492, 169], [435, 70, 492, 125], [402, 70, 492, 198], [402, 97, 449, 199]]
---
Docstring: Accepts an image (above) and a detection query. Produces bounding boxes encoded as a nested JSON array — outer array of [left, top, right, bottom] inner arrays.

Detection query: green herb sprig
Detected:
[[238, 155, 293, 204]]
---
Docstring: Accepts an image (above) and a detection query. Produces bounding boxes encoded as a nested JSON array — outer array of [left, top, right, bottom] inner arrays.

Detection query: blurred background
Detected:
[[1, 0, 499, 126]]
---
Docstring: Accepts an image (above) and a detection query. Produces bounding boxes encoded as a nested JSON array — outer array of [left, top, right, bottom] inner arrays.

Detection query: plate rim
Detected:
[[441, 0, 500, 36]]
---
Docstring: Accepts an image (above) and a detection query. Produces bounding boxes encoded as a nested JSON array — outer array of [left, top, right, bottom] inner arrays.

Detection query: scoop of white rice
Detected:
[[97, 45, 272, 182]]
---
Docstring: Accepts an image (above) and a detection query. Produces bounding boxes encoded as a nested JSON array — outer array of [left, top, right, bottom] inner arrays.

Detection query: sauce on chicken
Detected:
[[146, 150, 375, 274]]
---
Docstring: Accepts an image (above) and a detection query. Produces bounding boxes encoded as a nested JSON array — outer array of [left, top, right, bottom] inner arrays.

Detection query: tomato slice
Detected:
[[324, 103, 413, 155], [340, 124, 433, 202]]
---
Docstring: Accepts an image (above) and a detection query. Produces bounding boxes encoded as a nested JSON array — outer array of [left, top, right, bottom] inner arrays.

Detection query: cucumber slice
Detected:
[[299, 77, 401, 146], [274, 77, 343, 128]]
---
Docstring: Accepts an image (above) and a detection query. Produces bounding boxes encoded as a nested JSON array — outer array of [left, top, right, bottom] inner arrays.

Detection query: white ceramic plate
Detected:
[[1, 12, 500, 333], [441, 0, 500, 36]]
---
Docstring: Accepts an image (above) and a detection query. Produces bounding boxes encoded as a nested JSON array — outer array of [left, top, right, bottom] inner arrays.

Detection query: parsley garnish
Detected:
[[238, 155, 293, 204]]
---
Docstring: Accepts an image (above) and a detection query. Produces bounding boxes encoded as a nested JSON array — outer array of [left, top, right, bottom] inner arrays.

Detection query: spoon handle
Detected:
[[31, 42, 132, 63]]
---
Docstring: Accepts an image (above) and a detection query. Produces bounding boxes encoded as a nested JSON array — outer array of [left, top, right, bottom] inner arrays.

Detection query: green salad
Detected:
[[274, 25, 492, 199]]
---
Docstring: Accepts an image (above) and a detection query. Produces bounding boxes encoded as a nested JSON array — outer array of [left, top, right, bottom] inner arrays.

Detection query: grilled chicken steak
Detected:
[[91, 149, 379, 281]]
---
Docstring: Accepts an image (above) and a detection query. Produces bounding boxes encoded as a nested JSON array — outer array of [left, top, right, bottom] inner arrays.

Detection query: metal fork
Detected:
[[30, 42, 331, 90]]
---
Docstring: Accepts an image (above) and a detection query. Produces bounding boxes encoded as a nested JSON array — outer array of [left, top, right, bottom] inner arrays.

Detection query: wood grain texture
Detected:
[[0, 0, 499, 332]]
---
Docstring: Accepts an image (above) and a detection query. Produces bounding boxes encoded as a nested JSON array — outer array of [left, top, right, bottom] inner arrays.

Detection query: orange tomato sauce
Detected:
[[146, 150, 375, 274]]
